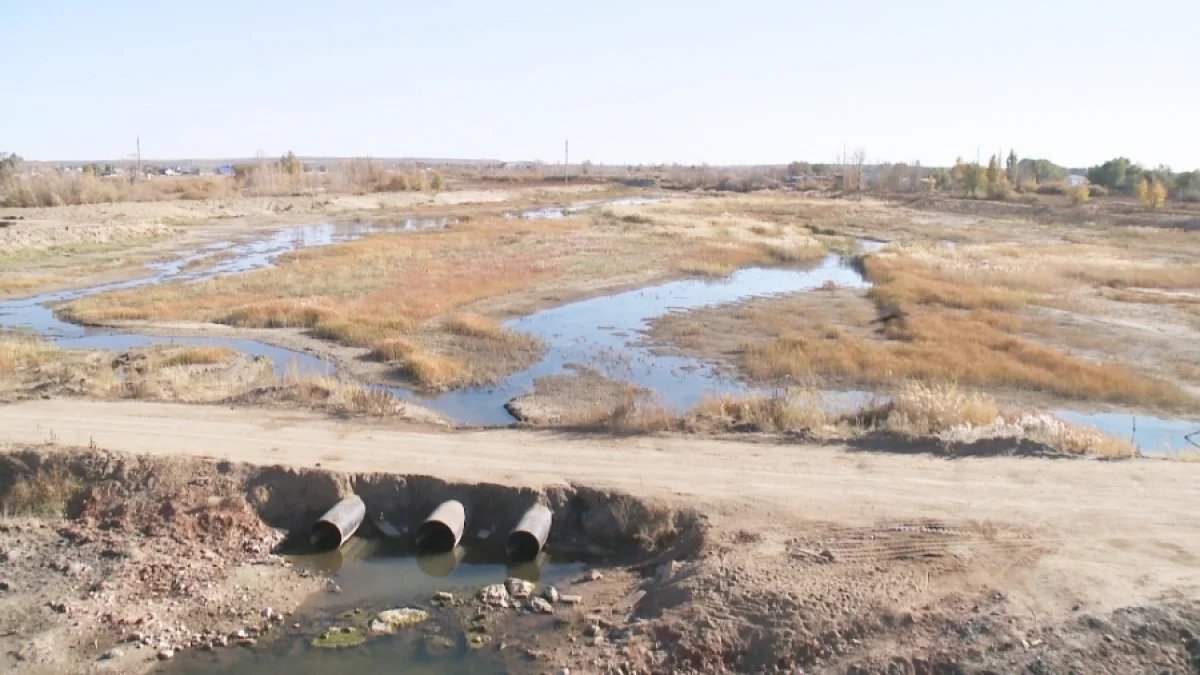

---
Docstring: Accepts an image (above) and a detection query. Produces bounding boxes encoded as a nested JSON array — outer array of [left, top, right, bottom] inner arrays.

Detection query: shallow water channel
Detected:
[[3, 202, 1197, 454], [159, 539, 583, 674]]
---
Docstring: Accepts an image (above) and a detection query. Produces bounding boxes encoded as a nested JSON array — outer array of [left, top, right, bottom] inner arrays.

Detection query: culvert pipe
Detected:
[[414, 500, 466, 552], [507, 503, 552, 562], [310, 495, 366, 550]]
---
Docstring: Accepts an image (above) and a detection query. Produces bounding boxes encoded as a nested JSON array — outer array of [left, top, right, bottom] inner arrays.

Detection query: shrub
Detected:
[[1067, 184, 1090, 205], [1036, 181, 1067, 195]]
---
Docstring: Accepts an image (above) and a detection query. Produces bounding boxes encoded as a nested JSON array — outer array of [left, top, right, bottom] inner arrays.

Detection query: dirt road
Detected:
[[5, 400, 1198, 611]]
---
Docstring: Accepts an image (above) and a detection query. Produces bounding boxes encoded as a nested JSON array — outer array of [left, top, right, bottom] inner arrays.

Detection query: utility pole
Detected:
[[135, 135, 142, 183], [564, 139, 569, 185]]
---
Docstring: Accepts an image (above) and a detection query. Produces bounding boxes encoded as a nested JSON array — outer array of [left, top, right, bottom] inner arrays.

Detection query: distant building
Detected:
[[1066, 175, 1087, 187], [217, 165, 236, 177]]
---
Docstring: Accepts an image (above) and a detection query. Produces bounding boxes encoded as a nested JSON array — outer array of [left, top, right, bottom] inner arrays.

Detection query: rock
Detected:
[[425, 635, 455, 655], [506, 577, 534, 600], [468, 633, 492, 650], [432, 591, 454, 606], [47, 601, 69, 614], [477, 529, 491, 539], [237, 638, 257, 647], [157, 649, 175, 661], [617, 589, 646, 612], [0, 581, 10, 592], [582, 569, 603, 582], [559, 594, 583, 605], [233, 629, 248, 640], [657, 560, 678, 584], [480, 584, 511, 607], [543, 585, 560, 603], [370, 608, 429, 634], [556, 668, 571, 675], [529, 597, 554, 614], [261, 607, 276, 620], [100, 648, 123, 660]]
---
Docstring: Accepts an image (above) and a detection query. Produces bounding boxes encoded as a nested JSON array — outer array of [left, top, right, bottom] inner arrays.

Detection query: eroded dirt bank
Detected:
[[1, 400, 1198, 673], [0, 443, 701, 674]]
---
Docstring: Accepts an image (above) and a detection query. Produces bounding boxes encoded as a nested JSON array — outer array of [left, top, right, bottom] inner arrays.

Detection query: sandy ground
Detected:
[[1, 400, 1199, 673]]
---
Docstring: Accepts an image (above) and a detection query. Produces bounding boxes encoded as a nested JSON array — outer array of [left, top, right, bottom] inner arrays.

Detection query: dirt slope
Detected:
[[3, 399, 1199, 672]]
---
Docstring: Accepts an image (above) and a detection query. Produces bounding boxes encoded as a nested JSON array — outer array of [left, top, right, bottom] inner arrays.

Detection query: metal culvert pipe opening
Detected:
[[506, 503, 552, 562], [415, 500, 466, 553], [310, 495, 366, 550]]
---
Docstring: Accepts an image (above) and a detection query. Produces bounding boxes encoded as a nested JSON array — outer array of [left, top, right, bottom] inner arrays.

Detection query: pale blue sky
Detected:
[[3, 0, 1197, 167]]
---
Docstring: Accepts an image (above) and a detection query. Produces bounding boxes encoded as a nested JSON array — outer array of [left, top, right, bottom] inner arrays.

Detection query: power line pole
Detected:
[[564, 139, 569, 185], [133, 134, 142, 184]]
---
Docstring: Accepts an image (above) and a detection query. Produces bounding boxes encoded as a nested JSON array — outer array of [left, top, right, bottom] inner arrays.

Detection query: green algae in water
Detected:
[[312, 627, 367, 649]]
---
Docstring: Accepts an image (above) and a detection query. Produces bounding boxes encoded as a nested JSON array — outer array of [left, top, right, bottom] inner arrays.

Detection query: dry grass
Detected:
[[0, 465, 79, 518], [883, 382, 1001, 436], [875, 382, 1137, 457], [690, 391, 827, 432], [369, 337, 420, 361], [0, 275, 60, 296], [265, 373, 409, 417], [561, 385, 678, 432], [0, 336, 61, 373], [675, 243, 771, 277], [443, 313, 505, 340], [393, 350, 467, 391], [744, 310, 1188, 406], [863, 255, 1028, 311], [762, 240, 827, 263], [152, 346, 235, 368], [63, 217, 577, 339], [726, 244, 1193, 408]]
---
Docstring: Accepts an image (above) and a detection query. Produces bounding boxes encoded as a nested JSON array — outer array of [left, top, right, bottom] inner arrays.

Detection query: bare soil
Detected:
[[505, 366, 640, 425], [1, 400, 1198, 673]]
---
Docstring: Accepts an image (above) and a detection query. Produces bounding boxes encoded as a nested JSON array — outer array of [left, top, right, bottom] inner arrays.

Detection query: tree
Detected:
[[1018, 158, 1067, 184], [1150, 179, 1167, 208], [1067, 184, 1090, 205], [430, 170, 444, 191], [0, 152, 23, 181], [278, 151, 303, 174], [1135, 177, 1167, 209], [787, 161, 811, 177], [986, 154, 1002, 187], [1006, 150, 1019, 184], [581, 160, 593, 177], [1087, 157, 1143, 192], [847, 149, 866, 190]]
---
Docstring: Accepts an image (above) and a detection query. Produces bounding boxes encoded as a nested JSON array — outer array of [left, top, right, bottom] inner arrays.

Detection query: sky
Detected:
[[2, 0, 1197, 168]]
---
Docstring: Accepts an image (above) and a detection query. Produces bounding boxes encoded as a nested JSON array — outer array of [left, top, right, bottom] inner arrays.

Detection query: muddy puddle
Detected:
[[159, 539, 583, 675], [4, 203, 1197, 454]]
